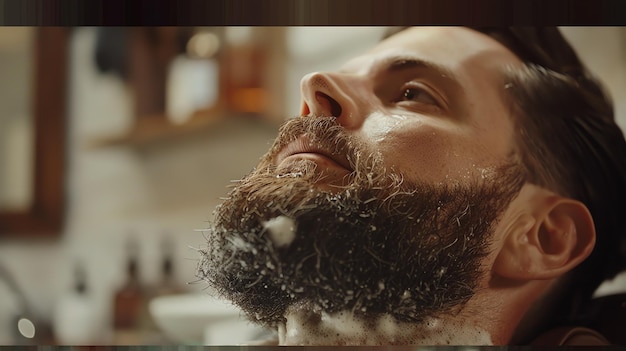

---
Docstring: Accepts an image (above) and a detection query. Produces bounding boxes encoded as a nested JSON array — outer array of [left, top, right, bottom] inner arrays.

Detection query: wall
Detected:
[[0, 27, 33, 211], [561, 27, 626, 130]]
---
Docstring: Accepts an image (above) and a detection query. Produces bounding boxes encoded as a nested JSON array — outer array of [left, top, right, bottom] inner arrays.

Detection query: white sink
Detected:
[[149, 293, 271, 345]]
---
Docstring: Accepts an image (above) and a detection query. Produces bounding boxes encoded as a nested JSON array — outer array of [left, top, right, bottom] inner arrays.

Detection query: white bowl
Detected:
[[149, 293, 270, 345]]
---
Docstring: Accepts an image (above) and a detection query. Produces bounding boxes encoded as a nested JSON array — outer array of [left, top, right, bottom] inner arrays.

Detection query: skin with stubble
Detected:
[[197, 27, 544, 345]]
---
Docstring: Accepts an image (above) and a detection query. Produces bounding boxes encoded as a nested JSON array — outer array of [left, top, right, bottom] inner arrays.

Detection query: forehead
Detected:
[[341, 27, 523, 76]]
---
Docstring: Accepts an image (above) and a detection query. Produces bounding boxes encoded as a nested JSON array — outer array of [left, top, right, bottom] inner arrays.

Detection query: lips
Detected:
[[275, 135, 353, 173]]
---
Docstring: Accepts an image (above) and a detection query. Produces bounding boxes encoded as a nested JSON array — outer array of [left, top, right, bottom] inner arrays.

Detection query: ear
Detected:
[[494, 193, 596, 281]]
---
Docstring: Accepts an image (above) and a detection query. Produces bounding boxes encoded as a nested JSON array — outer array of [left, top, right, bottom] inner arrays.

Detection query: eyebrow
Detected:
[[384, 56, 459, 84]]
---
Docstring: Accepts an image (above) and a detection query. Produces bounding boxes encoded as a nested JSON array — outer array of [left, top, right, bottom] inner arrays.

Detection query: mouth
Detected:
[[275, 135, 353, 174]]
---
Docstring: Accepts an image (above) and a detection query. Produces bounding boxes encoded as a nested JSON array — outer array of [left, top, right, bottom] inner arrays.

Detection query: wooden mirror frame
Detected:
[[0, 28, 67, 238]]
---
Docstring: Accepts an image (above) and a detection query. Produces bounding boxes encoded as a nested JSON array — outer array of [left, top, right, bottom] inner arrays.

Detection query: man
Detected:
[[197, 27, 626, 345]]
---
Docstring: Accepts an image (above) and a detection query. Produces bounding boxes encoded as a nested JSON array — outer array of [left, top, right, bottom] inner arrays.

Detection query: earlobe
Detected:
[[494, 194, 595, 282]]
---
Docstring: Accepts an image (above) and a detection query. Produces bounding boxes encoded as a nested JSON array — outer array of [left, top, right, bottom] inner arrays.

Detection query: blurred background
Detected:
[[0, 27, 624, 345]]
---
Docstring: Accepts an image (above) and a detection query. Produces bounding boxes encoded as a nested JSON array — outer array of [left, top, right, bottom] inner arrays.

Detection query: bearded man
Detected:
[[197, 27, 626, 345]]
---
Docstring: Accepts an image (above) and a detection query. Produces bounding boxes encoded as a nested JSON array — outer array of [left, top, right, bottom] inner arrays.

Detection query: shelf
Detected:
[[88, 107, 246, 148]]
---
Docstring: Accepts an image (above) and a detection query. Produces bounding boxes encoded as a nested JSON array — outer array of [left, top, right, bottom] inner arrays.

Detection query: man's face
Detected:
[[286, 27, 524, 187], [198, 27, 526, 341]]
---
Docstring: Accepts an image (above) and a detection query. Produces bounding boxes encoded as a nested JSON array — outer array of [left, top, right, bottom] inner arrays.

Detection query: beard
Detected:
[[197, 117, 524, 328]]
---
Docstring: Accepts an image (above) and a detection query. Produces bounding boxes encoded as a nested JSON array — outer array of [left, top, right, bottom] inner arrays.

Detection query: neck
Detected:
[[276, 306, 494, 346]]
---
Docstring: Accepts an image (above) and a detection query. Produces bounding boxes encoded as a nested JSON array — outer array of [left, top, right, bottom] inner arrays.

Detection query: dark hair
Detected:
[[478, 27, 626, 305], [384, 27, 626, 321]]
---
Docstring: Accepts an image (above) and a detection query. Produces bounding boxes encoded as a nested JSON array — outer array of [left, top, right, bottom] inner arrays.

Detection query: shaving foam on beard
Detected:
[[277, 308, 494, 346]]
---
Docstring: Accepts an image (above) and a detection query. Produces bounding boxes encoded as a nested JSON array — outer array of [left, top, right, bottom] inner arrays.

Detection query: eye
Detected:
[[397, 83, 440, 107]]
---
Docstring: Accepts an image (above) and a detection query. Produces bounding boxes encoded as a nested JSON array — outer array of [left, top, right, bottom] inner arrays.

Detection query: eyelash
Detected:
[[396, 83, 440, 108]]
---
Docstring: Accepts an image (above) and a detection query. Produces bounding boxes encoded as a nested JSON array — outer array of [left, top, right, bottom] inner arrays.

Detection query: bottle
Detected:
[[156, 236, 184, 296], [141, 236, 185, 344], [113, 240, 144, 344], [222, 27, 268, 115], [53, 262, 106, 344]]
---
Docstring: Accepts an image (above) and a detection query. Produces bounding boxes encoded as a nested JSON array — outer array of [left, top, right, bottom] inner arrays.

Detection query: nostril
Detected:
[[329, 96, 342, 118], [315, 91, 342, 118], [301, 102, 311, 116]]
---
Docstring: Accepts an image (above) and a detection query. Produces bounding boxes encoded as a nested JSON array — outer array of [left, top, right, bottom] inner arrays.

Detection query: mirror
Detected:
[[0, 27, 68, 237]]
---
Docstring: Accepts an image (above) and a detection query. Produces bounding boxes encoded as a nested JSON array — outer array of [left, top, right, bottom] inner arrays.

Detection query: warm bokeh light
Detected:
[[186, 31, 220, 59]]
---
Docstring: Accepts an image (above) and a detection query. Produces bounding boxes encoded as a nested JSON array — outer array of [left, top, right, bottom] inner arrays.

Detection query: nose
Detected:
[[299, 72, 365, 129]]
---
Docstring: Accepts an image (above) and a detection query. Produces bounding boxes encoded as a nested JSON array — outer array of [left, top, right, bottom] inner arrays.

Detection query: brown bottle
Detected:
[[137, 237, 187, 344], [113, 240, 144, 344], [156, 237, 184, 297]]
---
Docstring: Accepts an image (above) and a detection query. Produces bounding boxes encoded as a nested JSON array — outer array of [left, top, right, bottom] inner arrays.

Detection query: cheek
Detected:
[[373, 124, 492, 184], [377, 126, 458, 182], [359, 111, 408, 142]]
